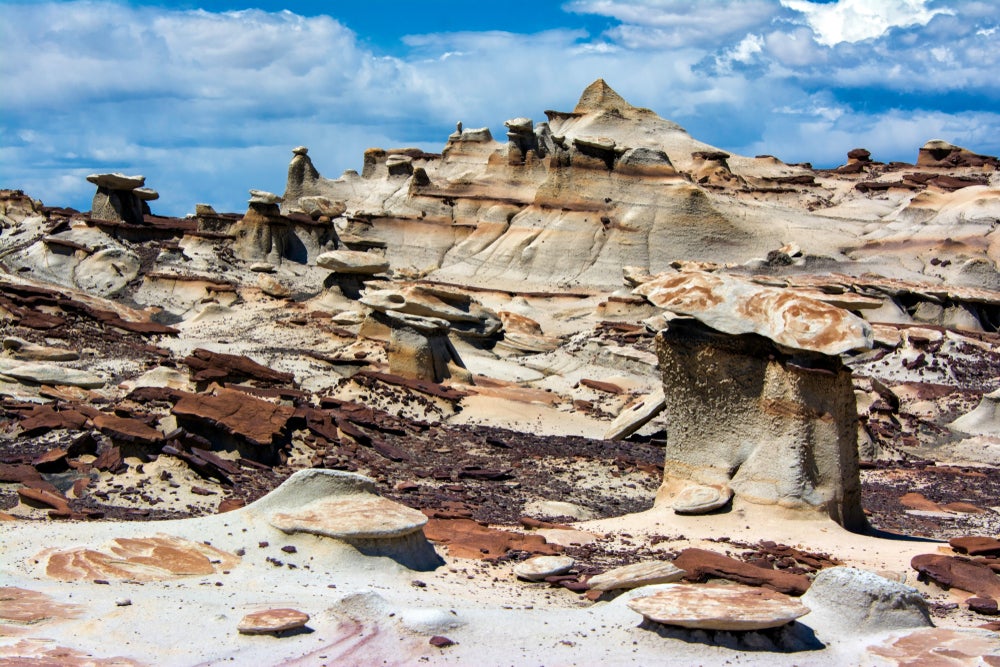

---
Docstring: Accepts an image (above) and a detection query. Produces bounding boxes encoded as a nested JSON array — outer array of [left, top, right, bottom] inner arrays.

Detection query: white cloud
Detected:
[[0, 0, 997, 216], [780, 0, 951, 45]]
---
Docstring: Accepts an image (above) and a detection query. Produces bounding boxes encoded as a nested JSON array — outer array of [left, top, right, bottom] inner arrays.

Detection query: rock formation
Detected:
[[87, 173, 157, 225]]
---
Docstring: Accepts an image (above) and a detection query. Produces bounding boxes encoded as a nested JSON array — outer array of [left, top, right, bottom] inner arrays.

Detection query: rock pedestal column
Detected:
[[656, 319, 866, 531]]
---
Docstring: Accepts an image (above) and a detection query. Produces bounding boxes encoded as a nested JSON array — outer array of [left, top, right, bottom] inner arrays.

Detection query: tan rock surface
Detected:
[[36, 535, 241, 582], [587, 561, 686, 591], [627, 583, 810, 630], [635, 271, 873, 355], [237, 608, 310, 635], [270, 495, 428, 540]]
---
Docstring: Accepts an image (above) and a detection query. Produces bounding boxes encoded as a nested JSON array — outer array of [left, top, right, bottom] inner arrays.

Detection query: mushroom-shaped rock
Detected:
[[317, 250, 389, 275], [513, 555, 575, 581], [249, 189, 282, 205], [267, 470, 427, 540], [627, 583, 810, 631], [672, 484, 732, 515], [86, 173, 151, 224], [634, 270, 873, 355], [237, 608, 310, 635], [587, 561, 686, 592], [800, 567, 931, 634], [368, 311, 471, 383], [361, 285, 501, 338], [299, 196, 346, 219], [86, 173, 146, 190], [654, 319, 866, 529]]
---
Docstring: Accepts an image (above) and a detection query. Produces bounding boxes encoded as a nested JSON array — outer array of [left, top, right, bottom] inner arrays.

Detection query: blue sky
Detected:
[[1, 0, 997, 216]]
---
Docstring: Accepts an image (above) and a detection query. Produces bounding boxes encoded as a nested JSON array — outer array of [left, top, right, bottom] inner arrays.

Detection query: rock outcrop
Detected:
[[87, 173, 157, 225], [654, 319, 866, 529]]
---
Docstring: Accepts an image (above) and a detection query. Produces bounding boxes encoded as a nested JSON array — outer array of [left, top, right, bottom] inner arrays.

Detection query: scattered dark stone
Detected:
[[429, 636, 455, 648], [967, 597, 999, 615]]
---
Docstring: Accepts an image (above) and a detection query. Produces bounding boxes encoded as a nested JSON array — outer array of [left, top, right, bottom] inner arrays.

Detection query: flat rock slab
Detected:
[[587, 561, 687, 591], [634, 270, 873, 355], [628, 583, 809, 631], [672, 548, 810, 595], [36, 534, 242, 582], [514, 555, 575, 581], [672, 484, 732, 514], [317, 250, 389, 274], [604, 391, 665, 441], [238, 608, 309, 635], [270, 495, 428, 540], [0, 587, 80, 625], [0, 359, 105, 388], [950, 536, 1000, 557], [867, 627, 1000, 666], [87, 173, 145, 190], [911, 554, 1000, 599], [423, 517, 561, 560], [172, 388, 295, 447]]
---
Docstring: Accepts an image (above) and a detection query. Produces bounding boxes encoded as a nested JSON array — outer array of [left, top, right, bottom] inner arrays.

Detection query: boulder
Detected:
[[634, 271, 873, 355], [654, 320, 866, 529], [627, 583, 809, 631], [587, 561, 686, 591], [800, 567, 931, 634], [316, 250, 389, 275]]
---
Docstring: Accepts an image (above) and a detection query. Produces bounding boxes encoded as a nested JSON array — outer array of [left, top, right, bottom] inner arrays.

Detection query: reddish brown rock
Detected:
[[967, 597, 999, 615], [0, 463, 42, 485], [899, 492, 943, 512], [911, 554, 1000, 598], [38, 535, 241, 582], [429, 636, 455, 648], [93, 445, 125, 473], [237, 608, 309, 635], [183, 348, 295, 385], [17, 487, 70, 513], [31, 447, 69, 472], [672, 548, 811, 595], [423, 517, 562, 560], [92, 412, 163, 444], [951, 537, 1000, 557], [17, 405, 88, 436], [172, 388, 295, 448], [0, 587, 80, 624], [218, 498, 246, 513]]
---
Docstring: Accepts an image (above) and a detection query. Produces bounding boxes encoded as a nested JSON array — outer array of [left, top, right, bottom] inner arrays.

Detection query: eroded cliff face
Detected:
[[281, 79, 1000, 294], [655, 320, 866, 530]]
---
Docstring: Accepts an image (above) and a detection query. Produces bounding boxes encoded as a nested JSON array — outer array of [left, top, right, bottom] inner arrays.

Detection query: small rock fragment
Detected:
[[237, 608, 309, 635], [513, 555, 575, 581]]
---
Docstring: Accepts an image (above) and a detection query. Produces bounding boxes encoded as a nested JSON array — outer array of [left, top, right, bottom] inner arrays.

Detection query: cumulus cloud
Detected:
[[780, 0, 951, 46], [0, 0, 997, 215]]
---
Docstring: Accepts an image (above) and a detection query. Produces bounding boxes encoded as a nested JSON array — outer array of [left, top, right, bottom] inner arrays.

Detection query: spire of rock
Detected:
[[573, 79, 634, 114]]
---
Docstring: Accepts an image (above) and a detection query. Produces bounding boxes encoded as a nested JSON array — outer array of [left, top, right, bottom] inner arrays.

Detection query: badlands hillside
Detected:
[[1, 80, 999, 665]]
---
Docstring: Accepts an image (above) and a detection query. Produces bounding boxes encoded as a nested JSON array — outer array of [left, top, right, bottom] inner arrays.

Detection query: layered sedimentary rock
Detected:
[[654, 318, 866, 529]]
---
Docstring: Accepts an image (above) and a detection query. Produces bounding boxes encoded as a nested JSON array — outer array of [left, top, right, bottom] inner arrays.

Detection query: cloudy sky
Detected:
[[1, 0, 997, 216]]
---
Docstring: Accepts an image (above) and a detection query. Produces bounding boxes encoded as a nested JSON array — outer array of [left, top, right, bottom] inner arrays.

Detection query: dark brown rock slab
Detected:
[[672, 547, 811, 595], [951, 536, 1000, 557], [172, 388, 295, 447], [911, 554, 1000, 598]]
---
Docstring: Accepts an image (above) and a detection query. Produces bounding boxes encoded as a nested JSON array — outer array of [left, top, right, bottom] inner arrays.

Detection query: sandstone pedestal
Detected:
[[655, 319, 866, 530]]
